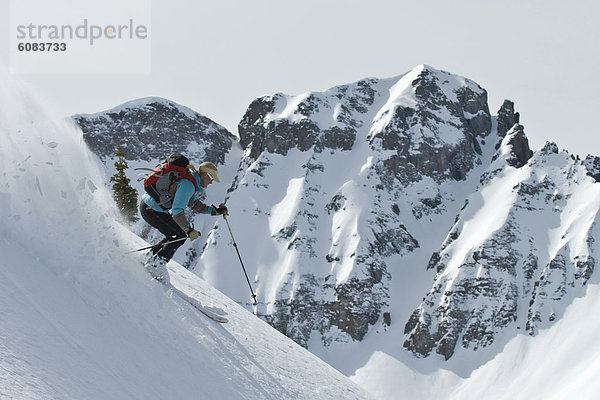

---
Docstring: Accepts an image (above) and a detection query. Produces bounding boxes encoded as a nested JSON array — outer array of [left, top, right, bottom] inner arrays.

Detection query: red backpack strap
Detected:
[[143, 163, 196, 190], [165, 163, 197, 191], [143, 163, 164, 187]]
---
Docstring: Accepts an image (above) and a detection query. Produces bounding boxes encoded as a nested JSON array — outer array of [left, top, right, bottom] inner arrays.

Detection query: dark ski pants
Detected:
[[139, 201, 186, 261]]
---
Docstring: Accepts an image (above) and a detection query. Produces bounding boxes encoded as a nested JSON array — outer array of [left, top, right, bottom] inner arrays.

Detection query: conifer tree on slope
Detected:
[[110, 146, 138, 223]]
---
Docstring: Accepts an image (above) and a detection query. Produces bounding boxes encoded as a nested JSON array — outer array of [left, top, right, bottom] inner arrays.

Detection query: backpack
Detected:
[[143, 153, 197, 210]]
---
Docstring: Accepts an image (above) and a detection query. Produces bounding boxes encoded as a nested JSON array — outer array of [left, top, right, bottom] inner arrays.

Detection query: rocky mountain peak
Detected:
[[492, 123, 533, 168], [239, 65, 492, 185], [504, 125, 533, 168], [496, 99, 520, 137], [584, 155, 600, 182], [73, 97, 235, 165], [408, 64, 491, 138]]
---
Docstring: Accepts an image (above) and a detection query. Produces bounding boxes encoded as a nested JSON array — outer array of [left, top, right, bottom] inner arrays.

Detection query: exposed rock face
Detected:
[[584, 155, 600, 182], [403, 139, 598, 360], [496, 99, 520, 138], [73, 97, 235, 164], [491, 124, 533, 168], [503, 125, 533, 167], [240, 66, 492, 185], [238, 79, 375, 160], [493, 100, 532, 168], [368, 67, 490, 185]]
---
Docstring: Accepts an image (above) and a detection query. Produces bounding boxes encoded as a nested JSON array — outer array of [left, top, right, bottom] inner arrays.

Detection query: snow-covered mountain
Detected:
[[196, 65, 494, 347], [66, 64, 600, 399], [0, 74, 373, 399], [202, 65, 600, 388], [404, 137, 599, 360], [219, 65, 494, 349]]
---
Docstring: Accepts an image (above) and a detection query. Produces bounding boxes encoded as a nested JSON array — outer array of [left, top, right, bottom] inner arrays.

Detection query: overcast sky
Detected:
[[2, 0, 599, 156]]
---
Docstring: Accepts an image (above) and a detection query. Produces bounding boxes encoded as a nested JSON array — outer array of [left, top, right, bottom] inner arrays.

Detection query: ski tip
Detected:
[[196, 306, 228, 323], [204, 312, 228, 323]]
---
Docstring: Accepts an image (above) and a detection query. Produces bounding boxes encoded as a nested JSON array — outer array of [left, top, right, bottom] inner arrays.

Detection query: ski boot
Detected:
[[143, 253, 170, 284]]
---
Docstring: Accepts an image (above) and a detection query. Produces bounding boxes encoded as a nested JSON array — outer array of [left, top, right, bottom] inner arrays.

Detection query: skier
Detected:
[[140, 159, 228, 282]]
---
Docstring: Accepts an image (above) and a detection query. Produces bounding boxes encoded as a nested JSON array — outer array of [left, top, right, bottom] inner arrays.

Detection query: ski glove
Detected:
[[212, 203, 229, 216], [184, 226, 200, 241]]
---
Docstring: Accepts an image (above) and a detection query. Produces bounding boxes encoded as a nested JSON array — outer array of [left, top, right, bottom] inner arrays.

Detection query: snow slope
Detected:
[[0, 75, 372, 399], [352, 278, 600, 400], [72, 96, 243, 271]]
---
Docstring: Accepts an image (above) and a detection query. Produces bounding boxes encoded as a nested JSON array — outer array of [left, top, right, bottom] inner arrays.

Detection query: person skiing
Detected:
[[140, 157, 228, 282]]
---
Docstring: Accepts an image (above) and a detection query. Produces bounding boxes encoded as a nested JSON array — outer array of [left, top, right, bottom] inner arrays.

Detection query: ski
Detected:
[[170, 285, 229, 324], [142, 256, 229, 323], [188, 302, 229, 324]]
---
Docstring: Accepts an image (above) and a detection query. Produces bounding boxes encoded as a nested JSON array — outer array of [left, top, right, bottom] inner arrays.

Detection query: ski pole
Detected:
[[221, 213, 257, 305], [125, 236, 188, 254]]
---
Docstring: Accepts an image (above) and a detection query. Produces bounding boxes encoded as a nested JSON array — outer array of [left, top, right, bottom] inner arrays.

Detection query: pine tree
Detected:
[[110, 147, 139, 223]]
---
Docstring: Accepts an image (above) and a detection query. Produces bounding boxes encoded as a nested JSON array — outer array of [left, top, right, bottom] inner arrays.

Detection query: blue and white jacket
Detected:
[[142, 171, 213, 229]]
